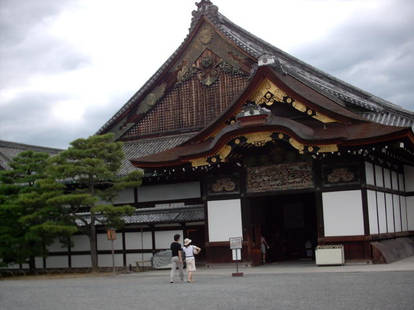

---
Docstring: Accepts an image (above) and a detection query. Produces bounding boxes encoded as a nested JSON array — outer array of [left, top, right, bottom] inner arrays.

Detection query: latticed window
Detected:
[[123, 71, 249, 138]]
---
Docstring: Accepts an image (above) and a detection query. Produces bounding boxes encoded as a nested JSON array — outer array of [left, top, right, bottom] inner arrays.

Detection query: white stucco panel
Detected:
[[322, 190, 364, 237], [154, 230, 183, 249], [365, 162, 375, 185], [98, 254, 124, 267], [208, 199, 243, 242], [71, 235, 91, 252], [97, 233, 123, 251], [401, 196, 408, 231], [125, 231, 153, 250], [375, 165, 383, 187], [393, 195, 401, 232], [113, 188, 135, 204], [71, 255, 92, 268], [392, 171, 398, 190], [407, 197, 414, 231], [377, 193, 387, 234], [367, 190, 378, 234], [385, 194, 394, 233], [46, 256, 68, 268]]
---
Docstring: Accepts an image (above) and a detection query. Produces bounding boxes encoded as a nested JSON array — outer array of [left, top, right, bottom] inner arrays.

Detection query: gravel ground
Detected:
[[1, 269, 414, 310]]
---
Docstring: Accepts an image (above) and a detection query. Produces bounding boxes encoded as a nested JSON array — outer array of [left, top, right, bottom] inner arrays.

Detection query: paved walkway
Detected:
[[199, 255, 414, 275], [1, 257, 414, 310]]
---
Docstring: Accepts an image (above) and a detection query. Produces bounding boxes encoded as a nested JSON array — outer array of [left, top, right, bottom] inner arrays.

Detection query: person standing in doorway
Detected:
[[170, 234, 184, 283], [182, 238, 201, 283], [261, 235, 270, 264]]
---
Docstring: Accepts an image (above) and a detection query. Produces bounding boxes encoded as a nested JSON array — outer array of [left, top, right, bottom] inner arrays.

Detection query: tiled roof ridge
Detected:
[[215, 11, 414, 119], [123, 132, 197, 146], [97, 0, 413, 135], [0, 140, 62, 153]]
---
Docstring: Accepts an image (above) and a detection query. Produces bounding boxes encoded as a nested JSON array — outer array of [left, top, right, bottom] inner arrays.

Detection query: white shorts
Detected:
[[186, 258, 196, 272]]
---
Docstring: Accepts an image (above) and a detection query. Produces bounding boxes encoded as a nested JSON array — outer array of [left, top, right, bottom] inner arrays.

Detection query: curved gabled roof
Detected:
[[97, 0, 413, 137]]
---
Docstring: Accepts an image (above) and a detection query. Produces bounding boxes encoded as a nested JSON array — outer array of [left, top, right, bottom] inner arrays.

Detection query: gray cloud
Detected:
[[292, 0, 414, 111], [1, 0, 413, 151], [0, 0, 89, 88]]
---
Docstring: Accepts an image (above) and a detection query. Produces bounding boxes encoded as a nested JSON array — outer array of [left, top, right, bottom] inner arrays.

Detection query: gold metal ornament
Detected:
[[244, 131, 273, 146], [190, 157, 209, 167]]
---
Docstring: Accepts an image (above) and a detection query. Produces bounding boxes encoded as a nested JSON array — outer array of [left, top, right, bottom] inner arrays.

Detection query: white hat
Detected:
[[184, 238, 192, 246]]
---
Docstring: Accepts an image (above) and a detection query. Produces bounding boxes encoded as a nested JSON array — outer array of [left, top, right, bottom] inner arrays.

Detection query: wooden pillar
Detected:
[[122, 230, 127, 267], [151, 225, 156, 254], [360, 160, 370, 236]]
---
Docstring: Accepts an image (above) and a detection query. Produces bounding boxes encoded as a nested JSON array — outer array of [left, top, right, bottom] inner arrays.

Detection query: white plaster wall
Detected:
[[401, 196, 408, 231], [46, 256, 68, 268], [365, 162, 375, 185], [377, 193, 387, 233], [392, 171, 398, 190], [97, 233, 123, 251], [125, 232, 152, 249], [322, 190, 364, 237], [367, 190, 378, 234], [384, 169, 392, 189], [154, 230, 183, 249], [71, 235, 91, 252], [393, 195, 402, 232], [385, 194, 394, 233], [138, 182, 200, 202], [126, 253, 153, 267], [404, 165, 414, 192], [113, 188, 135, 204], [47, 238, 67, 252], [71, 255, 92, 268], [375, 165, 384, 187], [407, 197, 414, 231], [208, 199, 243, 242], [98, 254, 124, 267], [35, 257, 43, 269], [399, 174, 405, 191]]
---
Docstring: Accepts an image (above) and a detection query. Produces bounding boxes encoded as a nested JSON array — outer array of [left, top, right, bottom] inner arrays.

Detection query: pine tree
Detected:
[[0, 151, 76, 271], [46, 133, 142, 271]]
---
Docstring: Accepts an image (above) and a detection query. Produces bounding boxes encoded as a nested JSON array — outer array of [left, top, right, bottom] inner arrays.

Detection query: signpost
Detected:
[[229, 237, 243, 277], [107, 229, 117, 274]]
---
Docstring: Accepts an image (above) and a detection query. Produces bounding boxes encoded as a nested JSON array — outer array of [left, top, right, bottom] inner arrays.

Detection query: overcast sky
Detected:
[[0, 0, 413, 149]]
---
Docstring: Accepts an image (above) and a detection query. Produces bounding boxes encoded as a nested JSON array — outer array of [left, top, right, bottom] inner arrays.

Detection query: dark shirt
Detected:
[[170, 242, 182, 257]]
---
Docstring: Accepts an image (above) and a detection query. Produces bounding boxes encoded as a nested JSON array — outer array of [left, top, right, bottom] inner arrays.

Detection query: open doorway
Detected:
[[249, 193, 317, 262]]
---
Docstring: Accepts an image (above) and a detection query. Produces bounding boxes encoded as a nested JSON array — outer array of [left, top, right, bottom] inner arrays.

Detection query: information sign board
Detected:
[[229, 237, 243, 249]]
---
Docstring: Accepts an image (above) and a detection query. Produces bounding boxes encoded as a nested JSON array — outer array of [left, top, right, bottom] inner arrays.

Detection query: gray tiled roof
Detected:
[[119, 132, 196, 175], [126, 204, 204, 224], [76, 205, 204, 226], [97, 1, 413, 135], [0, 140, 61, 170]]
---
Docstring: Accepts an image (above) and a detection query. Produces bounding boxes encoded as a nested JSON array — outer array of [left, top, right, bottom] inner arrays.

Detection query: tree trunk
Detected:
[[28, 256, 35, 272], [89, 223, 98, 272]]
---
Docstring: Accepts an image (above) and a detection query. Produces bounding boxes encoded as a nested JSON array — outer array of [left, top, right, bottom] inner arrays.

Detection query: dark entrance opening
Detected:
[[248, 192, 317, 262]]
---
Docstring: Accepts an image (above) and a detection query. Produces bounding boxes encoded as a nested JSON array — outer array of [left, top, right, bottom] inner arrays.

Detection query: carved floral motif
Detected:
[[247, 162, 313, 192], [327, 168, 355, 183], [211, 178, 237, 193]]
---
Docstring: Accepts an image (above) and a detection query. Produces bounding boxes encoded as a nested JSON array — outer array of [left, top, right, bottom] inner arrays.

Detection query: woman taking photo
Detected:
[[182, 238, 201, 283]]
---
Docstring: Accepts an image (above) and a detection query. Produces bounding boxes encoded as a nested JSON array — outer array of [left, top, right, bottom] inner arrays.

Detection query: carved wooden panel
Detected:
[[207, 175, 240, 195], [247, 162, 314, 193], [123, 71, 248, 138], [321, 164, 361, 187]]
